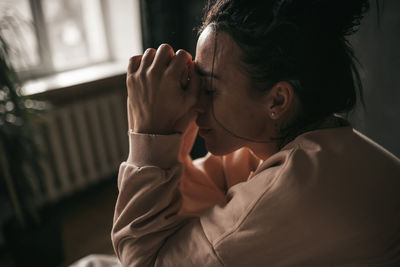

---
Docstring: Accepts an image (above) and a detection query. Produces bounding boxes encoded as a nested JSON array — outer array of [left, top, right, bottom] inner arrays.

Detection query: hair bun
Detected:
[[273, 0, 371, 36]]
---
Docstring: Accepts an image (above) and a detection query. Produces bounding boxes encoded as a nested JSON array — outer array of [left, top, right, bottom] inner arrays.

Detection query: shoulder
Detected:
[[204, 127, 400, 264]]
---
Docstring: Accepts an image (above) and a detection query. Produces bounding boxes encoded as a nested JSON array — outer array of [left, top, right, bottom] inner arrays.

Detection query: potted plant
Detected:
[[0, 7, 63, 267]]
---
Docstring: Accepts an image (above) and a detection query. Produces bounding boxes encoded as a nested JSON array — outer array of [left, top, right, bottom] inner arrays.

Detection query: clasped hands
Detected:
[[127, 44, 200, 136]]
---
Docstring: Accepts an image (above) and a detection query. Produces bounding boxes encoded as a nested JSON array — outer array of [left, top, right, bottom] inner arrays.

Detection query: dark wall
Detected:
[[140, 0, 400, 157], [140, 0, 205, 55], [140, 0, 207, 158], [349, 0, 400, 157]]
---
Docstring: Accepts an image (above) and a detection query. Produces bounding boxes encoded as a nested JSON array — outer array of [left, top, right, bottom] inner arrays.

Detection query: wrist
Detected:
[[133, 122, 181, 135], [132, 127, 180, 135], [127, 132, 182, 168]]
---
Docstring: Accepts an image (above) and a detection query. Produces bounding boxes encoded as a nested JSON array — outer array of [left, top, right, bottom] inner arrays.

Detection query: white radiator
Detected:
[[33, 92, 128, 203]]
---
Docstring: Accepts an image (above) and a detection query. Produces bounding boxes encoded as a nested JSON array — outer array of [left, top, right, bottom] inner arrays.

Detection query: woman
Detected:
[[112, 0, 400, 266]]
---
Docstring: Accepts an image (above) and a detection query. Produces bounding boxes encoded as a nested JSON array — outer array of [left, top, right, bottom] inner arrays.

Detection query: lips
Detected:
[[196, 118, 213, 136], [198, 128, 212, 137]]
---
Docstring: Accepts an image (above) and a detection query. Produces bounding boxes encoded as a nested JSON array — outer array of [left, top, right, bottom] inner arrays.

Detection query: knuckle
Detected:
[[175, 49, 186, 58], [126, 73, 135, 83], [139, 70, 147, 81], [146, 65, 157, 77], [164, 67, 174, 77], [129, 55, 140, 62], [175, 49, 190, 60], [128, 55, 142, 72], [158, 43, 173, 53], [144, 48, 156, 55], [141, 48, 156, 66], [126, 78, 135, 92]]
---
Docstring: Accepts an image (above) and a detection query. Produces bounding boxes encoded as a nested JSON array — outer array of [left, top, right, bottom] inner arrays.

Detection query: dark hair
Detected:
[[200, 0, 371, 141]]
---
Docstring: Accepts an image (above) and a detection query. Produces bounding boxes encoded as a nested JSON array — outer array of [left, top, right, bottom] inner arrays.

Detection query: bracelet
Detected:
[[127, 129, 182, 136]]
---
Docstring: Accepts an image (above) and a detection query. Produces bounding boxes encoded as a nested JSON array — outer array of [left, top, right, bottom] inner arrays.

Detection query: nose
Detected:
[[193, 85, 213, 114], [191, 61, 212, 114], [189, 71, 208, 114]]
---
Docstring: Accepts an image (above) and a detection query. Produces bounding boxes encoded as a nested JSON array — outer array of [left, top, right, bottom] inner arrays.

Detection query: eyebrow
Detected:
[[195, 65, 220, 80]]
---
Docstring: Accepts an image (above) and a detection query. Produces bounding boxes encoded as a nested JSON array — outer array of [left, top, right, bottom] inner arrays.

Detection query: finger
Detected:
[[152, 44, 175, 70], [180, 63, 190, 89], [128, 55, 142, 74], [139, 48, 156, 71], [167, 49, 192, 80], [184, 61, 201, 105]]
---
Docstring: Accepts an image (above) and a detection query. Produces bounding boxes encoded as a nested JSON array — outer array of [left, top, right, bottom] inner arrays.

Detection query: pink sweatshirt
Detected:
[[112, 125, 400, 266]]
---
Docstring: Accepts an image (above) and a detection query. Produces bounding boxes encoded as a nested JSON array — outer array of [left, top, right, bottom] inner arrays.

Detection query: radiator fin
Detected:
[[34, 92, 127, 203]]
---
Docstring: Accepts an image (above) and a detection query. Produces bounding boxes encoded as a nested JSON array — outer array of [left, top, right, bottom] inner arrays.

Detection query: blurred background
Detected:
[[0, 0, 398, 266]]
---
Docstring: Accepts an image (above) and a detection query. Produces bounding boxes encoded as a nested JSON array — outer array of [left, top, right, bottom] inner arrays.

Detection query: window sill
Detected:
[[21, 61, 127, 96]]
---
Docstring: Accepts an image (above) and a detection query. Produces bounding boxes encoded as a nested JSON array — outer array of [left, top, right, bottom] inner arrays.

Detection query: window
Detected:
[[1, 0, 110, 80]]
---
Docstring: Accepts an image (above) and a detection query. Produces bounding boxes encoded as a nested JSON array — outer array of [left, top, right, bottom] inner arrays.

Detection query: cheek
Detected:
[[201, 97, 266, 155], [212, 95, 266, 134]]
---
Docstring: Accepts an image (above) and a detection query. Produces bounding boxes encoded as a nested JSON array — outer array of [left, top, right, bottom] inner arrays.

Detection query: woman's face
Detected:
[[194, 26, 277, 157]]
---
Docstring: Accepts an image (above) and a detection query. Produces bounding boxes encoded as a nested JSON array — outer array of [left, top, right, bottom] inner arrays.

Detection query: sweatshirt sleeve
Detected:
[[179, 154, 227, 217], [111, 133, 223, 266], [179, 148, 261, 217]]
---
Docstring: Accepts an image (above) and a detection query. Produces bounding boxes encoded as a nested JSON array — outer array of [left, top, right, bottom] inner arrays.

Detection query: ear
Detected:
[[266, 81, 295, 120]]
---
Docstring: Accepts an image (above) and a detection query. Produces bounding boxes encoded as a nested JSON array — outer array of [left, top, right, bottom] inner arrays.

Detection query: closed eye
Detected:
[[200, 77, 216, 96], [195, 65, 220, 80], [204, 88, 216, 96]]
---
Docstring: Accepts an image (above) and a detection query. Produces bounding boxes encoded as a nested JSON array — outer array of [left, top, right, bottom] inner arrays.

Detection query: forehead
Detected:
[[195, 26, 243, 76]]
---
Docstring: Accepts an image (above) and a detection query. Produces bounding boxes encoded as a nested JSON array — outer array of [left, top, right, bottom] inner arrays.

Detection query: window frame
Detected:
[[17, 0, 112, 81]]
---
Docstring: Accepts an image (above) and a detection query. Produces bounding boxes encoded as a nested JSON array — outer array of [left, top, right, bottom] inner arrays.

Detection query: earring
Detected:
[[271, 112, 276, 117]]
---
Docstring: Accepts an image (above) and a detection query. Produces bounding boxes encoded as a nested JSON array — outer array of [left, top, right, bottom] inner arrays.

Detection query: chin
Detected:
[[203, 137, 241, 156]]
